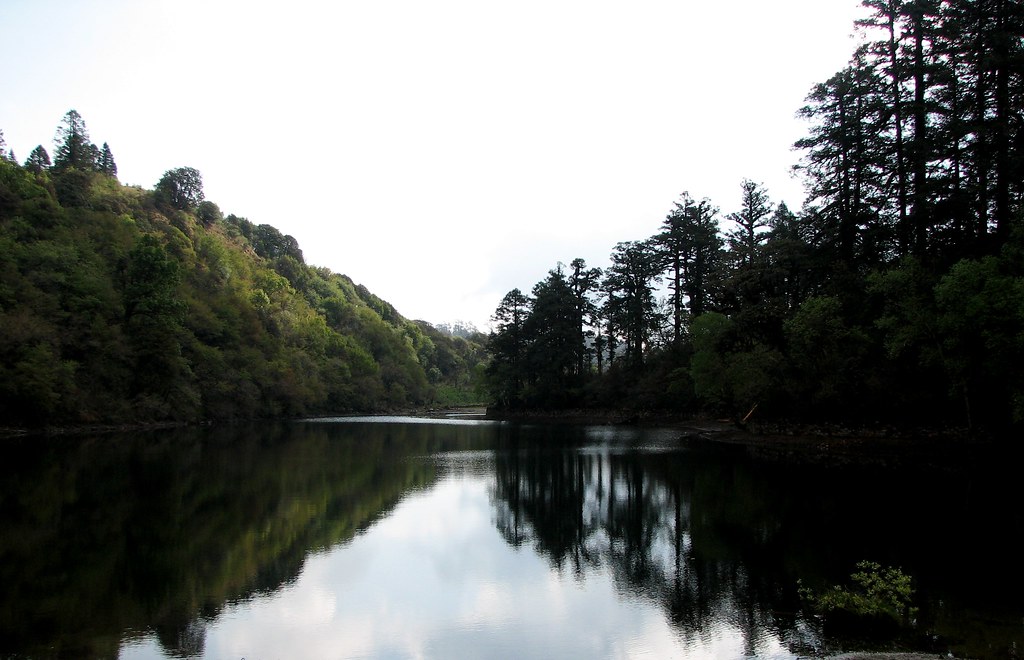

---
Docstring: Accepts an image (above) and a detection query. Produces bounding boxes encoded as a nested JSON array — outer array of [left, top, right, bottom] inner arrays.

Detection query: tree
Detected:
[[0, 129, 13, 163], [196, 200, 223, 227], [604, 240, 663, 367], [53, 109, 98, 171], [655, 193, 724, 342], [98, 142, 117, 178], [24, 146, 51, 173], [155, 167, 204, 211], [567, 258, 602, 375], [486, 289, 531, 407], [524, 267, 579, 405], [726, 180, 772, 267]]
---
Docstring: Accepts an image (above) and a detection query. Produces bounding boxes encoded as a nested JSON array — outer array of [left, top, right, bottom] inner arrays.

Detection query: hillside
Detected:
[[0, 116, 485, 427]]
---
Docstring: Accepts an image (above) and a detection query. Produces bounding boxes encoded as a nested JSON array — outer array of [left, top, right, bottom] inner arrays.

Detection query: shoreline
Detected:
[[483, 407, 1000, 470], [3, 408, 1010, 472]]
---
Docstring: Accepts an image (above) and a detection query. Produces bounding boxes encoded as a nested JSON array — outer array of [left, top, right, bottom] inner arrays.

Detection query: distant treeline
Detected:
[[0, 112, 486, 427], [486, 0, 1024, 434]]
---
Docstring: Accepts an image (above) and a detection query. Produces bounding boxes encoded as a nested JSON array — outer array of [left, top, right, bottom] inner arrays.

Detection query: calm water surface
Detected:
[[0, 418, 1021, 658]]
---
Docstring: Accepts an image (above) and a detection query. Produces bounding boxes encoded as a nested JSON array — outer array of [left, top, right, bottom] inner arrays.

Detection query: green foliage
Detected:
[[195, 200, 222, 227], [934, 255, 1024, 425], [783, 296, 870, 416], [24, 145, 51, 173], [0, 120, 483, 427], [800, 561, 917, 623], [155, 166, 204, 211], [52, 109, 97, 172], [97, 142, 117, 178], [688, 312, 781, 416]]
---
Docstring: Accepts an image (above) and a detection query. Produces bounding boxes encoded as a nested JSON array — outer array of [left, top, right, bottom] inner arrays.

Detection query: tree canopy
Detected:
[[0, 112, 486, 427]]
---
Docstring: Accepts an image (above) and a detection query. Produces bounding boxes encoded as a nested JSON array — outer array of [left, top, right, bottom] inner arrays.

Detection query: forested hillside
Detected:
[[0, 111, 485, 427], [487, 0, 1024, 435]]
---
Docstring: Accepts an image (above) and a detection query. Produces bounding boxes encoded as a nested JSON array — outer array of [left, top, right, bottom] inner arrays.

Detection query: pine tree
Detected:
[[53, 109, 98, 171], [726, 180, 772, 268], [0, 129, 12, 163], [656, 192, 725, 343], [487, 289, 531, 408], [24, 145, 51, 173], [567, 258, 602, 375], [604, 240, 663, 367], [98, 142, 117, 178]]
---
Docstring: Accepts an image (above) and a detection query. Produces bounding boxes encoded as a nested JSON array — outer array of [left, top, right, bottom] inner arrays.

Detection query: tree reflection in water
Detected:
[[490, 431, 817, 655], [490, 422, 1024, 657]]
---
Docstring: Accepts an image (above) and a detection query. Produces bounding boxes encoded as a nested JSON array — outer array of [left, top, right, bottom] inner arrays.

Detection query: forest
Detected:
[[485, 0, 1024, 435], [0, 111, 487, 427]]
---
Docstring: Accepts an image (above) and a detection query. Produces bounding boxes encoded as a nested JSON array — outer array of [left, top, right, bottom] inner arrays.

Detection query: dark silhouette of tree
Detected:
[[487, 289, 531, 408], [524, 266, 579, 406], [726, 180, 772, 267], [796, 58, 888, 266], [655, 193, 724, 339], [568, 258, 602, 376], [604, 241, 663, 368]]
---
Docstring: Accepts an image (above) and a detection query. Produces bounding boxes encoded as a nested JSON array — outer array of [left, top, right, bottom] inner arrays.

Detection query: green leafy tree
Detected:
[[934, 254, 1024, 428], [155, 167, 204, 211], [783, 295, 870, 418], [800, 561, 916, 624], [195, 200, 223, 227], [689, 312, 781, 417]]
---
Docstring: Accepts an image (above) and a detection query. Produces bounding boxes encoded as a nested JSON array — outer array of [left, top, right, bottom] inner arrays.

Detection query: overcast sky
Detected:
[[1, 0, 863, 330]]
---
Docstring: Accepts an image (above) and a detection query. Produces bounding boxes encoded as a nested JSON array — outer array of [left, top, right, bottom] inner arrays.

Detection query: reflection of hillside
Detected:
[[492, 439, 820, 654], [0, 421, 492, 658]]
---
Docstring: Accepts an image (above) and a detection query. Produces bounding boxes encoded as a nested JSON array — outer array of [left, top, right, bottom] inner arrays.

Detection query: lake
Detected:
[[0, 417, 1021, 659]]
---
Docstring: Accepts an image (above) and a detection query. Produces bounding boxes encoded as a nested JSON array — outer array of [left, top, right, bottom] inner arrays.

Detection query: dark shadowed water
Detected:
[[0, 418, 1020, 659]]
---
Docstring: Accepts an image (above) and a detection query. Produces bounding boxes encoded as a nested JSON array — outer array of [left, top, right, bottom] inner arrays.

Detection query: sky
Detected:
[[0, 0, 863, 330]]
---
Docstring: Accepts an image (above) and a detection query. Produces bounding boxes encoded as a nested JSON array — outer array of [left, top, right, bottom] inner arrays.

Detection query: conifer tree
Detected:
[[487, 289, 531, 407], [53, 109, 98, 171], [726, 180, 772, 267], [655, 193, 724, 336], [604, 240, 663, 367], [98, 142, 117, 177], [0, 129, 13, 163], [24, 145, 51, 173]]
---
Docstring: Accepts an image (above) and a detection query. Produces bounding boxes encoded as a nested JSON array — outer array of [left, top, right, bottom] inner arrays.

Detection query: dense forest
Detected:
[[0, 111, 486, 427], [486, 0, 1024, 435]]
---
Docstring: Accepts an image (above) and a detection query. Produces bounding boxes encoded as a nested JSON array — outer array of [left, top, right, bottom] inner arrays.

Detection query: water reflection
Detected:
[[0, 420, 1021, 658], [491, 430, 814, 656], [0, 420, 494, 658]]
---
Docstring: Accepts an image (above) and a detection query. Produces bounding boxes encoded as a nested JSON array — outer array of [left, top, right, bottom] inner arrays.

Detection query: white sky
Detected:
[[1, 0, 862, 330]]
